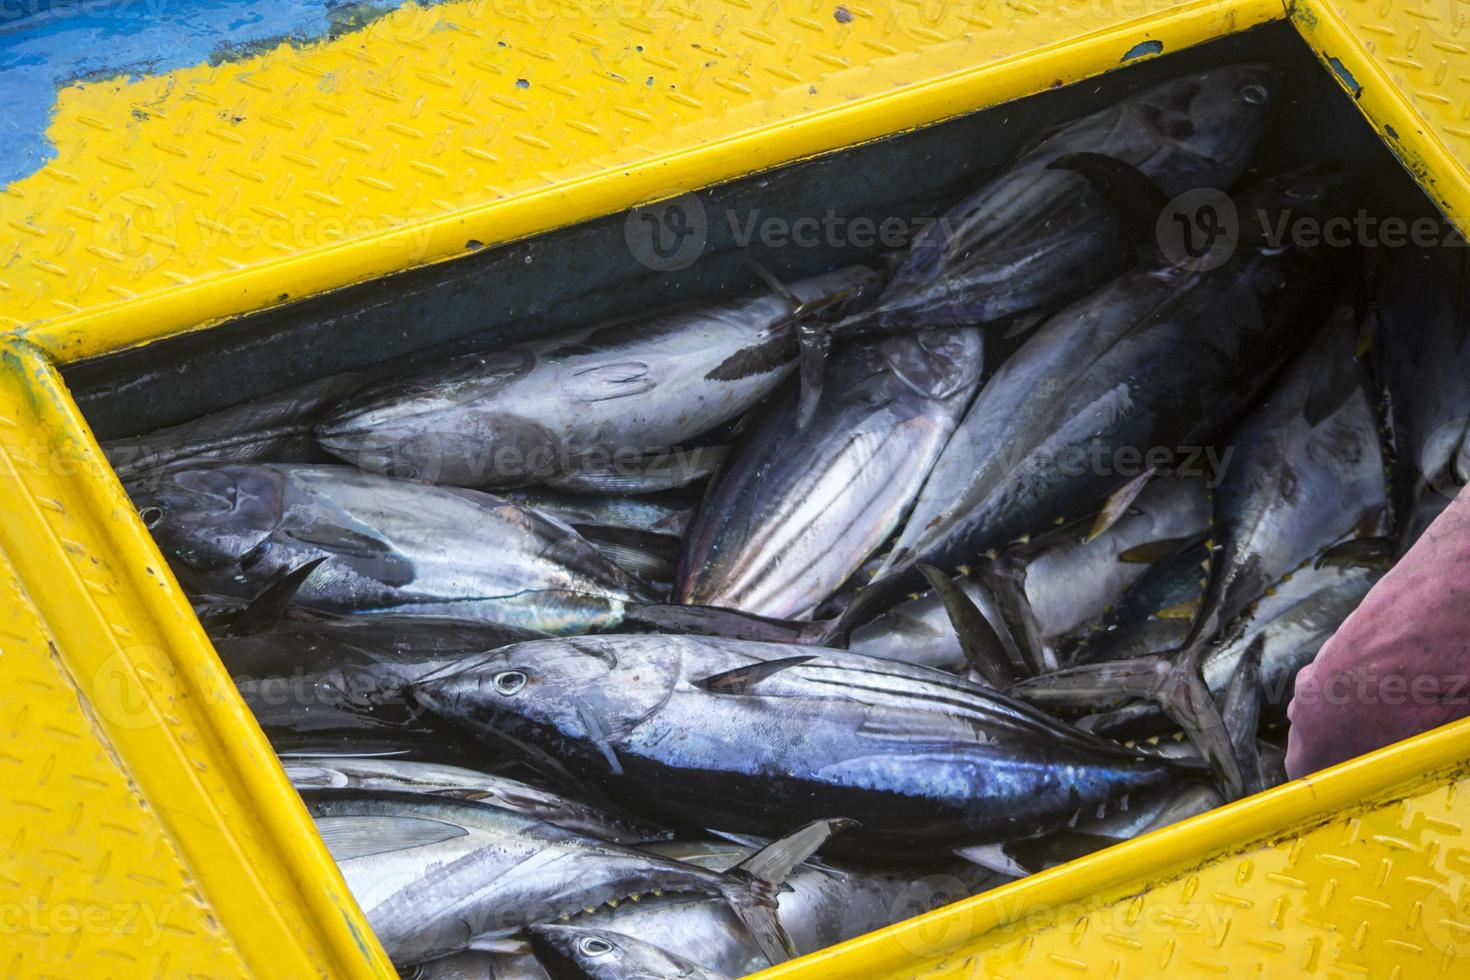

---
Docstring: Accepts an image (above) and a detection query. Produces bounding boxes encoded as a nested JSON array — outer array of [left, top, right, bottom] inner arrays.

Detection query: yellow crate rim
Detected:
[[0, 0, 1467, 977]]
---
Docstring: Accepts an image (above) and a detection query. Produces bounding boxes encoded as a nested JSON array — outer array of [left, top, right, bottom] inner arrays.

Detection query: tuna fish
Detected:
[[131, 463, 651, 634], [836, 166, 1353, 635], [677, 327, 983, 619], [1368, 243, 1470, 547], [315, 268, 878, 488], [529, 925, 729, 980], [410, 635, 1202, 859], [284, 756, 665, 843], [217, 614, 534, 752], [830, 65, 1279, 338], [849, 477, 1209, 671], [308, 791, 840, 964], [1181, 307, 1389, 648]]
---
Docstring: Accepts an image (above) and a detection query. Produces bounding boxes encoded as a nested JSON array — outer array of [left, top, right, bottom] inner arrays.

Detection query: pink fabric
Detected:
[[1286, 486, 1470, 779]]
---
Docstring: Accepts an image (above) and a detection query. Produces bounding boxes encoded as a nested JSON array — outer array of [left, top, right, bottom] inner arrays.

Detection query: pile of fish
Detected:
[[113, 63, 1470, 979]]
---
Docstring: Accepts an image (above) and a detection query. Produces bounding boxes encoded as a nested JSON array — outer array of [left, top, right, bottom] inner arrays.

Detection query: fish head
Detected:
[[528, 923, 717, 980], [412, 637, 682, 776], [1235, 168, 1361, 258], [130, 464, 285, 576], [1129, 64, 1279, 181], [315, 349, 536, 483]]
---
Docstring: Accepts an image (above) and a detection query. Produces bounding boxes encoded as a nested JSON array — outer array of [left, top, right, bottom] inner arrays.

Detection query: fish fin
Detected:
[[741, 252, 805, 308], [1155, 598, 1203, 621], [222, 556, 328, 636], [573, 526, 679, 584], [732, 818, 857, 883], [626, 604, 826, 644], [1222, 634, 1266, 797], [1150, 644, 1246, 800], [283, 524, 415, 586], [313, 814, 467, 862], [1001, 311, 1046, 341], [548, 446, 727, 494], [465, 936, 532, 955], [977, 557, 1052, 675], [1089, 469, 1158, 542], [918, 565, 1015, 688], [705, 829, 771, 848], [1117, 534, 1203, 564], [1314, 535, 1397, 570], [954, 843, 1030, 878], [1303, 335, 1360, 429], [796, 322, 832, 429], [720, 818, 855, 965], [1046, 152, 1169, 263], [693, 656, 817, 695], [1008, 657, 1171, 712]]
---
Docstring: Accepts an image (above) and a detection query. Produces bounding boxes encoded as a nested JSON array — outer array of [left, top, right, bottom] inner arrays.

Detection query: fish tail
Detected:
[[717, 817, 858, 965]]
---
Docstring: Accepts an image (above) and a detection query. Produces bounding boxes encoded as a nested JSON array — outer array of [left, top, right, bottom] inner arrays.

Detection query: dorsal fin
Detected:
[[919, 565, 1016, 688], [314, 814, 467, 862], [224, 556, 328, 636], [692, 656, 816, 695], [1047, 152, 1169, 264]]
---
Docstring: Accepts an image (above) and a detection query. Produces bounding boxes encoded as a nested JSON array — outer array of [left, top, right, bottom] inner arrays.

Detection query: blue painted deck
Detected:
[[0, 0, 427, 187]]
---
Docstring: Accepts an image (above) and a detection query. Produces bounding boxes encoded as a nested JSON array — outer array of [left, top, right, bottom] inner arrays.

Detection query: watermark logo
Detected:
[[1421, 0, 1468, 43], [1422, 873, 1470, 958], [1422, 416, 1470, 500], [625, 192, 707, 272], [1157, 188, 1238, 272], [92, 188, 178, 270]]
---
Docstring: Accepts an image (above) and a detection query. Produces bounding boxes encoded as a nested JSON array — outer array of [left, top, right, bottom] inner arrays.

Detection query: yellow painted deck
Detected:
[[1, 0, 1468, 977]]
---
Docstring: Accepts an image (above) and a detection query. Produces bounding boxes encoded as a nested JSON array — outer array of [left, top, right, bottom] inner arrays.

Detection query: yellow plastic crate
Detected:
[[1, 1, 1468, 977]]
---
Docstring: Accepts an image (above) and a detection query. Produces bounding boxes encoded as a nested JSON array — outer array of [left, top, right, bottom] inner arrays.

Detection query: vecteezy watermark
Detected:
[[624, 197, 955, 271], [1422, 417, 1470, 500], [1153, 188, 1468, 271], [1422, 873, 1470, 958], [1157, 188, 1239, 272], [1056, 441, 1236, 488], [727, 210, 922, 252], [624, 192, 708, 272], [0, 897, 174, 946]]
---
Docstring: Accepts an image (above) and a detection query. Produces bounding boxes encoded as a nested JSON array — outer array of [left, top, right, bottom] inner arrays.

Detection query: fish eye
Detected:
[[1238, 83, 1269, 105], [579, 936, 615, 956], [138, 505, 165, 529], [493, 670, 528, 695]]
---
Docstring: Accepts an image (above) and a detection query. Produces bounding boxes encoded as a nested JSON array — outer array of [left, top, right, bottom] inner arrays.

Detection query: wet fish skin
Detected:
[[285, 756, 666, 844], [1368, 243, 1470, 547], [499, 489, 695, 539], [1066, 538, 1212, 665], [315, 268, 878, 488], [104, 371, 371, 479], [1088, 561, 1383, 736], [677, 327, 983, 619], [132, 463, 651, 634], [834, 65, 1279, 335], [308, 791, 785, 966], [403, 950, 549, 980], [217, 615, 535, 751], [529, 924, 729, 980], [556, 841, 996, 977], [844, 169, 1354, 628], [1000, 782, 1223, 872], [411, 635, 1200, 858], [850, 477, 1208, 671], [1184, 310, 1389, 646]]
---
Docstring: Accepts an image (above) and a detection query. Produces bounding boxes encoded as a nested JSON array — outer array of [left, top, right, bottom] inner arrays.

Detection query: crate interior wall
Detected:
[[2, 1, 1469, 978]]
